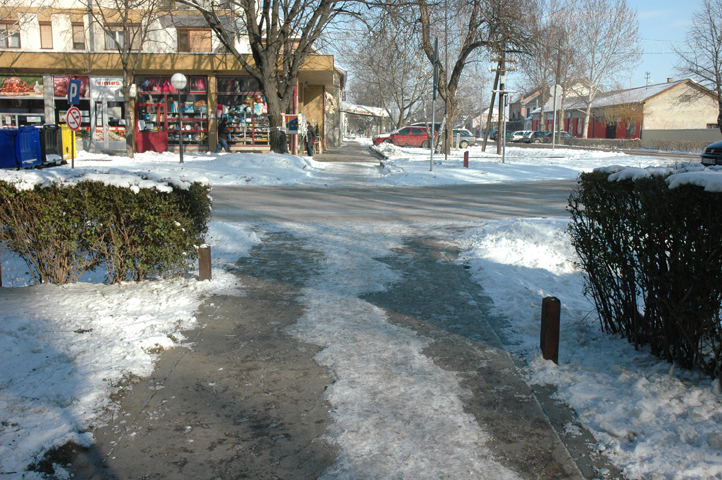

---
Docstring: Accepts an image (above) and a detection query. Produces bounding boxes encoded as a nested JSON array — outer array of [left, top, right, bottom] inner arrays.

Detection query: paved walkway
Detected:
[[65, 142, 624, 479], [313, 141, 382, 163]]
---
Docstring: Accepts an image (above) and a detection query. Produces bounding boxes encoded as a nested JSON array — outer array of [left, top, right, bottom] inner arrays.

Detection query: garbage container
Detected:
[[0, 129, 18, 169], [0, 126, 42, 169], [16, 126, 42, 168], [60, 125, 76, 161], [40, 125, 63, 166]]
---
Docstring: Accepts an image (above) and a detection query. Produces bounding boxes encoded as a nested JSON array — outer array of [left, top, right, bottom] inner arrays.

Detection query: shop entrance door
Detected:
[[136, 103, 168, 153], [93, 100, 127, 152]]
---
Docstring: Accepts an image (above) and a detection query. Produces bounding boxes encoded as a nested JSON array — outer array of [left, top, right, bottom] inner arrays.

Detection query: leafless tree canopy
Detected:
[[416, 0, 532, 153], [568, 0, 641, 137], [332, 11, 429, 129], [675, 0, 722, 133], [519, 0, 581, 133]]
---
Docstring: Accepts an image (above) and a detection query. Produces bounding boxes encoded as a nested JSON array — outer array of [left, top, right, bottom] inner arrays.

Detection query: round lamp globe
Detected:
[[171, 73, 188, 90]]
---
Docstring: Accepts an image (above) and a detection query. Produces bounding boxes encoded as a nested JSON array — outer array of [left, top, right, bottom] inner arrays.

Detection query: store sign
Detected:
[[54, 76, 89, 99], [91, 77, 124, 101], [0, 75, 44, 99], [286, 115, 299, 134]]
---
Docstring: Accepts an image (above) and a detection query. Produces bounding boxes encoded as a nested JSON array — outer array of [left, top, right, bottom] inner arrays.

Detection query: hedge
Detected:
[[0, 173, 211, 284], [568, 167, 722, 378]]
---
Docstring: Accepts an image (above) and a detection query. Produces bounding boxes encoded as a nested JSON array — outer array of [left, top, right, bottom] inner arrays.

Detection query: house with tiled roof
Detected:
[[530, 78, 721, 147]]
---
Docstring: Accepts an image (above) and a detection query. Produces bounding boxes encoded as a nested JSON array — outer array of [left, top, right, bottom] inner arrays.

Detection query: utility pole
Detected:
[[430, 38, 439, 172], [490, 46, 517, 163], [444, 0, 449, 159], [496, 50, 505, 156]]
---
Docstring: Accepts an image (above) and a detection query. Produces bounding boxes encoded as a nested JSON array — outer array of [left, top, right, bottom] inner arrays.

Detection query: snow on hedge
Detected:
[[0, 168, 209, 193]]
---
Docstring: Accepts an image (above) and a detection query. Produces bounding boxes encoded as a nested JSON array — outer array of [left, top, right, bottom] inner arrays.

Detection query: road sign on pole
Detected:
[[67, 79, 82, 105], [66, 107, 82, 131]]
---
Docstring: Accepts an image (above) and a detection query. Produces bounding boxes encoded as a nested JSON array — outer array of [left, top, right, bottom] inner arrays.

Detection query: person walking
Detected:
[[305, 123, 316, 156], [216, 117, 230, 153]]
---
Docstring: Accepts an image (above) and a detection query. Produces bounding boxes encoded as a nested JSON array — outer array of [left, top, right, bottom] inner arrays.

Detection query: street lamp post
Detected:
[[171, 73, 188, 164]]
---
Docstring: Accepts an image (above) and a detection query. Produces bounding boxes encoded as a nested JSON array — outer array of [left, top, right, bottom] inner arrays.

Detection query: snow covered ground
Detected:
[[1, 141, 721, 479]]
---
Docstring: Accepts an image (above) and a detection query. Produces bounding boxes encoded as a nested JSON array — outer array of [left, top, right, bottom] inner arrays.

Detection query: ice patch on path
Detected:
[[284, 223, 523, 479]]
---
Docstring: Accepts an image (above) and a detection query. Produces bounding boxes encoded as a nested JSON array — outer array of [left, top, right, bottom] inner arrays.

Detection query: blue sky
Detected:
[[632, 0, 695, 87]]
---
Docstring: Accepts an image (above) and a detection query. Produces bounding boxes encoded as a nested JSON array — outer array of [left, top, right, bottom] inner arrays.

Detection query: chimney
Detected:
[[667, 77, 674, 83]]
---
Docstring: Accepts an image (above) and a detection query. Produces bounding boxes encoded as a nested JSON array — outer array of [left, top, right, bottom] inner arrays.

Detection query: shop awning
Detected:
[[340, 102, 389, 118]]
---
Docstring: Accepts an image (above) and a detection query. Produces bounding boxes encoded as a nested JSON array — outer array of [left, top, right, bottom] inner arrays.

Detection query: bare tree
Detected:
[[334, 12, 430, 129], [90, 0, 168, 157], [570, 0, 641, 138], [417, 0, 531, 155], [674, 0, 722, 134], [180, 0, 355, 153]]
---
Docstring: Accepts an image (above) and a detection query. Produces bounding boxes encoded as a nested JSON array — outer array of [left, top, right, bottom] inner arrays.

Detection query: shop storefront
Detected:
[[217, 76, 269, 148], [135, 75, 209, 153], [0, 75, 45, 128], [0, 51, 337, 155], [90, 77, 126, 152]]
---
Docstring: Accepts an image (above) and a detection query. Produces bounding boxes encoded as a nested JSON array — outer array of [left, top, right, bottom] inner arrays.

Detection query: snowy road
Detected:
[[211, 180, 577, 223]]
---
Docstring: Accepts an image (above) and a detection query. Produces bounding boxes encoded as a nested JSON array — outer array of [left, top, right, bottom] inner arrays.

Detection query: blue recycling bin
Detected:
[[0, 126, 42, 169]]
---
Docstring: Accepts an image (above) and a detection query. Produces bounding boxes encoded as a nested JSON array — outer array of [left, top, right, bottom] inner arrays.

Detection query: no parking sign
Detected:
[[66, 107, 81, 131]]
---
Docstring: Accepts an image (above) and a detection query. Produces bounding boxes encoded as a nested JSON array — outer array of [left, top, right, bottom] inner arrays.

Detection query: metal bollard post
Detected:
[[540, 296, 560, 364], [464, 151, 469, 168], [198, 244, 212, 281]]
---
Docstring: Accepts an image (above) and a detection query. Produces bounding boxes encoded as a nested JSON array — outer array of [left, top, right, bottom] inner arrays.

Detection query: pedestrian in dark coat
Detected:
[[306, 123, 316, 156], [216, 117, 230, 153]]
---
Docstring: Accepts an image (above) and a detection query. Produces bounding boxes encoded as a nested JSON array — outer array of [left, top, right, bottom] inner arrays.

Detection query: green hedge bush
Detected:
[[0, 176, 211, 284], [568, 169, 722, 378]]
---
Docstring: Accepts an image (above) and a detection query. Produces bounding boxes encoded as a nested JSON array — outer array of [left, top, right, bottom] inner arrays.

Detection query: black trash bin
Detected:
[[40, 125, 63, 166]]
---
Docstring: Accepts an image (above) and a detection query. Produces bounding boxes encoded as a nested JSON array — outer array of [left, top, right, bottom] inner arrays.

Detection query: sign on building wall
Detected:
[[0, 75, 44, 99]]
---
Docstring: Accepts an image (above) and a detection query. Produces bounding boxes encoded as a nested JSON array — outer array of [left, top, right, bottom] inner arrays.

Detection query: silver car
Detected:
[[511, 130, 531, 142]]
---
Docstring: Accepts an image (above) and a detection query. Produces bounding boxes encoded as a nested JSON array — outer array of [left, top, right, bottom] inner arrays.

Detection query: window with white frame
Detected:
[[1, 23, 21, 48], [105, 25, 140, 51]]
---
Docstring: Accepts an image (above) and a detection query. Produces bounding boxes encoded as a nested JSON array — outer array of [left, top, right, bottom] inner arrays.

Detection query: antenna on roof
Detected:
[[645, 72, 651, 87]]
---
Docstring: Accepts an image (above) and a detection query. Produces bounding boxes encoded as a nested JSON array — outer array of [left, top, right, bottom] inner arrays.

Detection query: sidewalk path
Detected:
[[66, 143, 623, 479]]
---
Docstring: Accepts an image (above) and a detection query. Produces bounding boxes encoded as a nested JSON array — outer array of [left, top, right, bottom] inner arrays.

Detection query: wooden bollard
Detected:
[[198, 244, 212, 281], [540, 296, 560, 364], [464, 150, 469, 168]]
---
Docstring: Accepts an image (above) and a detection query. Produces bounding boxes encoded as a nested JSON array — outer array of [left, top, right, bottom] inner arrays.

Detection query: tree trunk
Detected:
[[262, 74, 292, 154], [482, 72, 499, 151], [123, 69, 134, 158], [582, 94, 593, 139]]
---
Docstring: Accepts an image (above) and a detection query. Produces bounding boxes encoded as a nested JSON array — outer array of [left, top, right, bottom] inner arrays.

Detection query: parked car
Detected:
[[411, 122, 442, 132], [372, 131, 393, 145], [701, 140, 722, 166], [544, 131, 574, 143], [374, 126, 434, 148], [510, 130, 531, 142], [522, 131, 546, 143], [452, 129, 477, 148]]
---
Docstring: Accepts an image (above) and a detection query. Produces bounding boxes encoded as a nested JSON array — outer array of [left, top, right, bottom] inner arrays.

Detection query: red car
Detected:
[[373, 126, 434, 148]]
